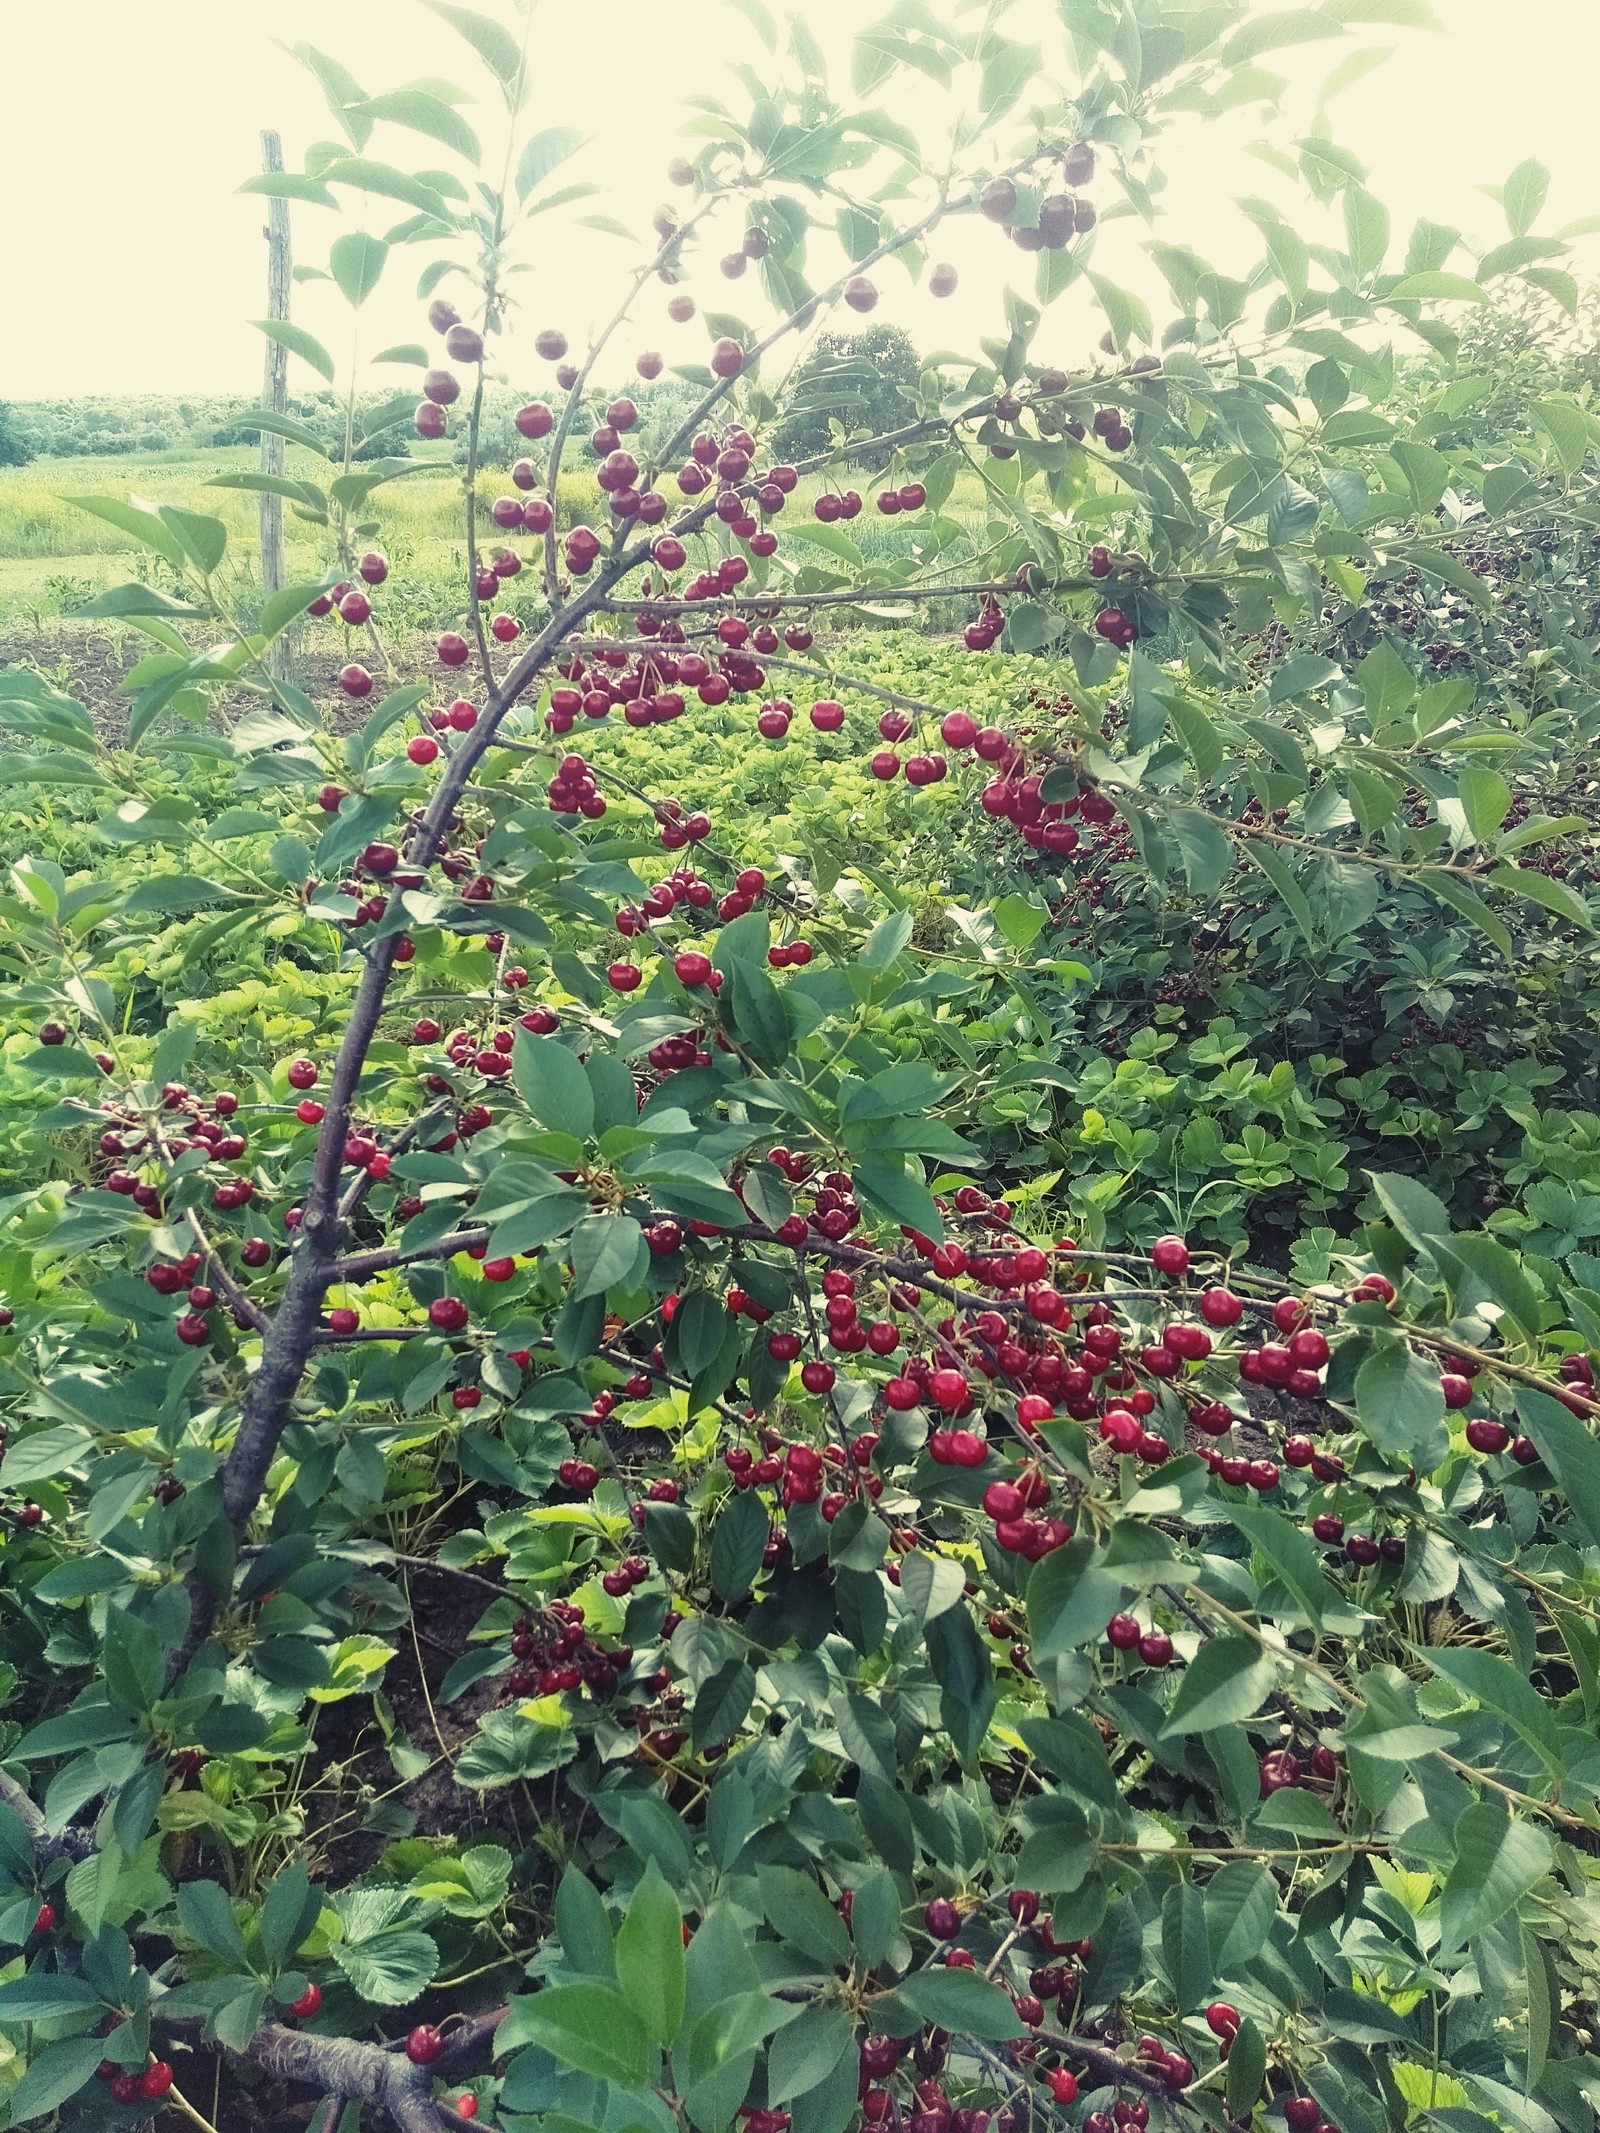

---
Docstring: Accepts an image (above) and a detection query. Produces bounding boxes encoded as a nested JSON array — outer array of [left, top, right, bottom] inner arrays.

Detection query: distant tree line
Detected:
[[0, 328, 923, 471]]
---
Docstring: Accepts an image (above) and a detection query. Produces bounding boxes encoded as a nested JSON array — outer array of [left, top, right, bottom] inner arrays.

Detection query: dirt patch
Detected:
[[0, 621, 438, 749]]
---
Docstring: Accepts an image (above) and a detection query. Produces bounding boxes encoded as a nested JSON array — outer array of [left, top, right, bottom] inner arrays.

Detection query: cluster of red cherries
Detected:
[[503, 1597, 630, 1702]]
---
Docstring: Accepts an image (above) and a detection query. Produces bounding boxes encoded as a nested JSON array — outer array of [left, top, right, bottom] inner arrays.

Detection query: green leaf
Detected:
[[260, 578, 338, 637], [849, 1868, 902, 1972], [358, 88, 481, 161], [0, 1974, 106, 2019], [757, 1866, 851, 1969], [568, 1215, 644, 1299], [1029, 1527, 1179, 1656], [1206, 1862, 1279, 1975], [0, 1425, 92, 1487], [1269, 653, 1344, 702], [1516, 1390, 1600, 1550], [329, 230, 389, 307], [768, 2005, 856, 2103], [1161, 1881, 1210, 2013], [512, 1982, 652, 2085], [892, 1966, 1023, 2039], [1226, 1502, 1330, 1626], [332, 1925, 440, 2005], [319, 157, 454, 215], [1501, 157, 1550, 237], [9, 2035, 107, 2121], [1242, 841, 1319, 952], [616, 1860, 685, 2045], [102, 1611, 164, 1715], [1458, 765, 1511, 843], [1423, 1645, 1561, 1767], [65, 494, 187, 569], [1533, 394, 1593, 474], [1490, 863, 1594, 931], [253, 317, 336, 383], [177, 1880, 249, 1964], [512, 1033, 595, 1140], [853, 1161, 944, 1243], [1168, 807, 1233, 897], [555, 1867, 616, 1981], [1415, 869, 1513, 959], [1387, 271, 1487, 303], [1160, 1634, 1277, 1736], [1225, 2016, 1268, 2114], [898, 1551, 966, 1623], [710, 1490, 769, 1602], [692, 1658, 757, 1752], [259, 1861, 316, 1970], [71, 583, 202, 619], [1354, 1340, 1450, 1472], [420, 1, 526, 94], [516, 127, 585, 199], [1438, 1803, 1552, 1950]]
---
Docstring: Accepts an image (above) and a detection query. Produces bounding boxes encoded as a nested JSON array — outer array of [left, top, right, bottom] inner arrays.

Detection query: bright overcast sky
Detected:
[[4, 0, 1598, 401]]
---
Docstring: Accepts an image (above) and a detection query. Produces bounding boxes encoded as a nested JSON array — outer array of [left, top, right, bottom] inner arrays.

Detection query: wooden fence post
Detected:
[[259, 129, 293, 680]]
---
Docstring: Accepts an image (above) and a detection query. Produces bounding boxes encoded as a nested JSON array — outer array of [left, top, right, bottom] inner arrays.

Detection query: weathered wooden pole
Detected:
[[259, 129, 292, 679]]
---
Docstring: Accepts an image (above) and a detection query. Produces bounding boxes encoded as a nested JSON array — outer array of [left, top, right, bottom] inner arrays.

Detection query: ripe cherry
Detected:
[[405, 2025, 445, 2065], [1150, 1234, 1190, 1276]]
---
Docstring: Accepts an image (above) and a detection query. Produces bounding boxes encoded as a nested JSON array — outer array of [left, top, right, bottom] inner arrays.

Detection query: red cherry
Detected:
[[1205, 2002, 1240, 2038], [337, 664, 372, 698], [428, 1297, 469, 1333], [405, 2025, 445, 2066], [608, 962, 642, 992], [407, 735, 440, 765], [31, 1901, 55, 1935], [140, 2063, 176, 2101], [1150, 1234, 1189, 1276], [1466, 1417, 1511, 1453]]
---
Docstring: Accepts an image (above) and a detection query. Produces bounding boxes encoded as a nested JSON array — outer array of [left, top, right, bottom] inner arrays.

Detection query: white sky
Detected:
[[3, 0, 1598, 401]]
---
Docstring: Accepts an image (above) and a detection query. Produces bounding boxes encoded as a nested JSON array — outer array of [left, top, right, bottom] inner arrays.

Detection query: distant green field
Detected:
[[0, 444, 1009, 632]]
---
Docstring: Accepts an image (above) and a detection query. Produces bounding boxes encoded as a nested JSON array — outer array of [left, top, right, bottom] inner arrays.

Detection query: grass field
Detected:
[[0, 444, 1015, 633]]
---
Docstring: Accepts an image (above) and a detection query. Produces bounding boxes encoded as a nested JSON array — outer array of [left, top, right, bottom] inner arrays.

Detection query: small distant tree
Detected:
[[0, 400, 33, 467], [774, 320, 921, 462]]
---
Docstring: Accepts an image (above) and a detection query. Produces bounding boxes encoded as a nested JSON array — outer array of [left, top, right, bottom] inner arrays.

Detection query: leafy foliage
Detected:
[[1, 5, 1600, 2133]]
